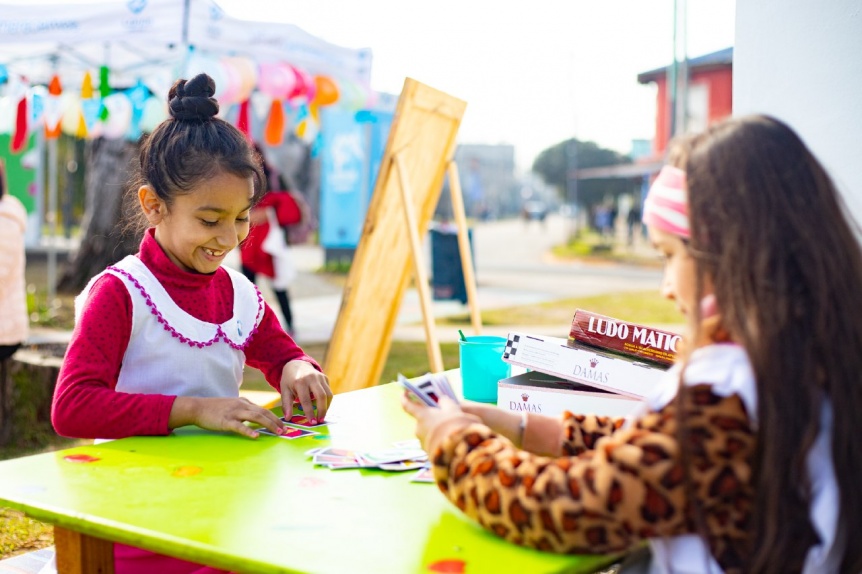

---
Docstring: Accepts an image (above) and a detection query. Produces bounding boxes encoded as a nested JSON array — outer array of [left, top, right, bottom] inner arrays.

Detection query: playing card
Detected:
[[415, 377, 443, 404], [313, 454, 356, 465], [281, 414, 330, 428], [361, 447, 428, 465], [410, 466, 435, 483], [433, 374, 459, 402], [258, 427, 318, 439], [315, 447, 362, 459], [377, 460, 427, 472], [327, 461, 364, 470], [399, 374, 438, 407]]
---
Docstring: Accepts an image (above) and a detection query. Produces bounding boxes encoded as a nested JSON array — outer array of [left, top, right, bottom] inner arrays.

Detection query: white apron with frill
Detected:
[[76, 255, 263, 398]]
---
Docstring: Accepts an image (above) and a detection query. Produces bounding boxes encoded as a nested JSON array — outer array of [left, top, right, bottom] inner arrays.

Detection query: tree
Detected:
[[531, 138, 634, 210], [57, 137, 142, 293]]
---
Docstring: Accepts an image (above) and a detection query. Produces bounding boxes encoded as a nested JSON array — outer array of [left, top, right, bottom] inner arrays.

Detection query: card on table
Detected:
[[410, 465, 435, 483], [377, 460, 427, 472], [361, 447, 428, 465], [281, 414, 330, 428], [258, 427, 318, 439]]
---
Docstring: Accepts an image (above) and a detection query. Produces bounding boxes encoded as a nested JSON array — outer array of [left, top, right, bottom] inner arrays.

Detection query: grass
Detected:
[[552, 229, 663, 268], [438, 290, 684, 329], [0, 509, 53, 560], [240, 341, 461, 392]]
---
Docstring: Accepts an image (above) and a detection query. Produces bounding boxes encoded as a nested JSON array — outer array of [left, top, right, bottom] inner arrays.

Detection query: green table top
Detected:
[[0, 377, 616, 574]]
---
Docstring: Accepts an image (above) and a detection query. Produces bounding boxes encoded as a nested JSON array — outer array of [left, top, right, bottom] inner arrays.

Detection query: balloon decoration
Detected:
[[7, 75, 29, 152], [139, 95, 167, 133], [258, 62, 296, 99], [27, 85, 46, 132], [100, 93, 133, 139], [225, 56, 257, 104], [312, 75, 339, 107], [11, 95, 27, 152], [98, 65, 111, 121], [0, 55, 382, 147], [80, 71, 101, 133], [236, 99, 251, 139], [44, 75, 63, 139], [264, 99, 285, 146]]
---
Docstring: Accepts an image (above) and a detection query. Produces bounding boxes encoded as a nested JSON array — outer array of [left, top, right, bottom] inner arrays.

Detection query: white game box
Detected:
[[497, 371, 644, 418], [501, 332, 669, 400]]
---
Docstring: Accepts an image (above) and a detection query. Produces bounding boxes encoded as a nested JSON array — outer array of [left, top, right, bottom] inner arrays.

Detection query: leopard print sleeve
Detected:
[[559, 412, 626, 455], [432, 384, 755, 566]]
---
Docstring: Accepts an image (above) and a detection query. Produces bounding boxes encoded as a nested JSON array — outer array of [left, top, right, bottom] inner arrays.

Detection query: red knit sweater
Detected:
[[52, 228, 320, 439]]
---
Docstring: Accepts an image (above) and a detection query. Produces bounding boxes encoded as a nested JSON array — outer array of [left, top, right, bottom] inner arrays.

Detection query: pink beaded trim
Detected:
[[107, 266, 264, 351]]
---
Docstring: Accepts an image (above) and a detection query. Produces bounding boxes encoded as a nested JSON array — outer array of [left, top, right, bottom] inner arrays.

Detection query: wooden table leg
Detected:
[[54, 526, 114, 574]]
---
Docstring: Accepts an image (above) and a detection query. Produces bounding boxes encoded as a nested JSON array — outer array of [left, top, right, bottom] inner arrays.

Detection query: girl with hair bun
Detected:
[[403, 115, 861, 573], [52, 73, 332, 574]]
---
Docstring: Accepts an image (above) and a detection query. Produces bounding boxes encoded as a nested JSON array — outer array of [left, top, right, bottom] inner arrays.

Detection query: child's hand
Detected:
[[170, 396, 285, 439], [401, 394, 481, 454], [280, 360, 333, 424]]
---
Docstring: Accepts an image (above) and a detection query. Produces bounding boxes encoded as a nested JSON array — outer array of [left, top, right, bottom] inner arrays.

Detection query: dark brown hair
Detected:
[[682, 115, 862, 572], [135, 73, 263, 210]]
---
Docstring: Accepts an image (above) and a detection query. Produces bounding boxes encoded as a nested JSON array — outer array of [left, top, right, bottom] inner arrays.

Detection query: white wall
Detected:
[[734, 0, 862, 222]]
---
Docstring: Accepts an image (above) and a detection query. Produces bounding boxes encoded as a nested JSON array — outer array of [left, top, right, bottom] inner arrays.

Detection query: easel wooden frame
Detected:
[[324, 79, 481, 394]]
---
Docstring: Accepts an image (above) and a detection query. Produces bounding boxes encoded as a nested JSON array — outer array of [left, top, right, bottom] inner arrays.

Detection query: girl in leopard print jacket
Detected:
[[404, 116, 861, 574]]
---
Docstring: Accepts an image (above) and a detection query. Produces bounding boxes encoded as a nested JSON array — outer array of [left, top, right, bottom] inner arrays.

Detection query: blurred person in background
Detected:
[[0, 161, 28, 441], [240, 147, 302, 337]]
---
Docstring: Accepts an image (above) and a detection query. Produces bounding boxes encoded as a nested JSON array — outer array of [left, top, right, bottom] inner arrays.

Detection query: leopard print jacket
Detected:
[[432, 385, 755, 573]]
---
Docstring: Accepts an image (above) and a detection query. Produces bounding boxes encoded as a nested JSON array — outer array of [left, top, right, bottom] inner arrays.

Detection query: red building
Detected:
[[637, 47, 733, 158]]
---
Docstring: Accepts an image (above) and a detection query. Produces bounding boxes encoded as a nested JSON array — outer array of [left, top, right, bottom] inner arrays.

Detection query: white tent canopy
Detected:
[[0, 0, 372, 86]]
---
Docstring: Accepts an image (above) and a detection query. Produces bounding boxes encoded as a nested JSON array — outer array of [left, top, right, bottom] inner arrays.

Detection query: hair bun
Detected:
[[168, 74, 219, 121]]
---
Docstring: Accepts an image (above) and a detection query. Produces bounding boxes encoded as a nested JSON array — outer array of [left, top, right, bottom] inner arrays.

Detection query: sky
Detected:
[[218, 0, 736, 173]]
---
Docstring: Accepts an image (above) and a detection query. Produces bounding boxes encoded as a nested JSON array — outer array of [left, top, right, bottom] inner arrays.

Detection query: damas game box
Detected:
[[501, 332, 668, 400], [497, 371, 643, 418]]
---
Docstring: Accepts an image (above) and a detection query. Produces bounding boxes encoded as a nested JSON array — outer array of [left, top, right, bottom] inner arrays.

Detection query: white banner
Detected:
[[187, 1, 372, 84], [0, 0, 372, 84], [0, 0, 182, 45]]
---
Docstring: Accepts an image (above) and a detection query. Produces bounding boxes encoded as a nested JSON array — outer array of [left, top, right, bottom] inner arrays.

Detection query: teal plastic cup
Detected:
[[459, 335, 511, 403]]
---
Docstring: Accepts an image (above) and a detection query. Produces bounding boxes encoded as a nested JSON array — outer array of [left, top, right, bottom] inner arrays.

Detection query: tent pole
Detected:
[[47, 135, 58, 307], [180, 0, 192, 77]]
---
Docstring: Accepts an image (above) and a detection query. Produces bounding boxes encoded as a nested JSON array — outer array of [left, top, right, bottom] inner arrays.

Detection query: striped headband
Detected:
[[642, 165, 689, 239]]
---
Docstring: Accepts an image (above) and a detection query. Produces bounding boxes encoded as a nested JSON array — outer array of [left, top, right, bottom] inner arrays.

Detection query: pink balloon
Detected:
[[219, 58, 242, 105], [287, 66, 315, 104], [258, 62, 297, 99]]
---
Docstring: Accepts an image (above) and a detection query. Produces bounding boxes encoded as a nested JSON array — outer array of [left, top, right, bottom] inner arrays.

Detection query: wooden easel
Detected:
[[324, 79, 481, 394]]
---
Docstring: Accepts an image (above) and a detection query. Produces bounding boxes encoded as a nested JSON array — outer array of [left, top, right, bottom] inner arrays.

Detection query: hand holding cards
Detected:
[[398, 373, 458, 407]]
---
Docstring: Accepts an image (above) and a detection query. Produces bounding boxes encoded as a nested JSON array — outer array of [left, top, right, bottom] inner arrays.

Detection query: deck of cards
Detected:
[[399, 373, 458, 407], [306, 440, 435, 483], [255, 411, 334, 439]]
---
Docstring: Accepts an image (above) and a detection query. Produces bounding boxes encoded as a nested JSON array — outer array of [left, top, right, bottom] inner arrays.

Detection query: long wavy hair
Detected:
[[680, 115, 862, 572]]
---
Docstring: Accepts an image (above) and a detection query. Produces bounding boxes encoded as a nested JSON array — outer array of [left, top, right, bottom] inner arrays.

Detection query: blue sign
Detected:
[[319, 108, 392, 249]]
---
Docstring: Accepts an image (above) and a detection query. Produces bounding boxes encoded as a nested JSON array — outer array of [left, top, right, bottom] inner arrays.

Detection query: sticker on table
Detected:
[[172, 466, 202, 477], [63, 454, 100, 464], [427, 559, 466, 573]]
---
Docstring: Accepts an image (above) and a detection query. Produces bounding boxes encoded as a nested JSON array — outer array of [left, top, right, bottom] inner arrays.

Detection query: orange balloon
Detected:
[[48, 74, 62, 96], [312, 75, 339, 107], [264, 99, 285, 146]]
